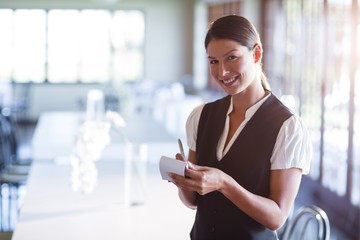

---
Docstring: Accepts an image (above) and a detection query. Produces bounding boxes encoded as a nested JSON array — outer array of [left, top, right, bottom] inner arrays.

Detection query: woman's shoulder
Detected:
[[282, 114, 309, 134], [272, 114, 313, 174], [185, 103, 206, 151], [187, 103, 206, 125]]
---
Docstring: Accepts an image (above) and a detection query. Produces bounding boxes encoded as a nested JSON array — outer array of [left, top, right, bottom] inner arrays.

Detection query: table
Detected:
[[12, 111, 194, 240], [12, 161, 126, 240], [31, 112, 82, 161]]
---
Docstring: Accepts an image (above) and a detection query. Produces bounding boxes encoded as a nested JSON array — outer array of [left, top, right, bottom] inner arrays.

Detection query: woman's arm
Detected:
[[220, 167, 302, 230], [172, 163, 302, 230]]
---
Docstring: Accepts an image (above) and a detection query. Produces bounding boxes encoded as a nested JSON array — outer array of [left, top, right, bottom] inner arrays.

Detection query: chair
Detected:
[[0, 82, 31, 121], [0, 112, 31, 174], [0, 112, 29, 231], [281, 205, 330, 240]]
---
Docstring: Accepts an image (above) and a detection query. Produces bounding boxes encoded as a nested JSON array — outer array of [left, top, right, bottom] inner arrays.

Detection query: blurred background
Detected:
[[0, 0, 359, 239]]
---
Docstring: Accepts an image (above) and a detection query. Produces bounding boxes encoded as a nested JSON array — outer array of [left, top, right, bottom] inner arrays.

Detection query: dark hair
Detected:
[[205, 15, 270, 90], [205, 15, 259, 50]]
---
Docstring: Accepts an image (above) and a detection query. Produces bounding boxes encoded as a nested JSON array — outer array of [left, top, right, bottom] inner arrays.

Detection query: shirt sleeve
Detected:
[[270, 115, 313, 174], [185, 103, 205, 151]]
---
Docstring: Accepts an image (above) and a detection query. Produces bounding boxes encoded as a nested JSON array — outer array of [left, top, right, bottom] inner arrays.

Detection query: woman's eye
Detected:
[[209, 59, 218, 64], [227, 55, 237, 60]]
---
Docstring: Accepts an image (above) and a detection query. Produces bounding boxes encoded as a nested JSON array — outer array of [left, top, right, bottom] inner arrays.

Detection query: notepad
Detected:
[[159, 156, 187, 181]]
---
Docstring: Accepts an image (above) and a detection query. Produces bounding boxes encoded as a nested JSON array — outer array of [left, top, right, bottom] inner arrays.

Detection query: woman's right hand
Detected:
[[170, 153, 227, 196]]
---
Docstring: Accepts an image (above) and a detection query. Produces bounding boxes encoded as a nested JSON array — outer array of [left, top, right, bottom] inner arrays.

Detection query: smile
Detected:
[[222, 77, 237, 85]]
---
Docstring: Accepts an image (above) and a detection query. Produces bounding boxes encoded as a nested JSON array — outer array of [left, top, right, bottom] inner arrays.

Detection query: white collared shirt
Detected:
[[185, 95, 312, 174]]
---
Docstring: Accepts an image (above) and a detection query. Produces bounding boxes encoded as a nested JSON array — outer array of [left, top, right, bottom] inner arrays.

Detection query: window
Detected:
[[263, 0, 359, 237], [351, 4, 360, 206], [0, 9, 145, 84], [0, 9, 46, 83], [322, 0, 353, 198]]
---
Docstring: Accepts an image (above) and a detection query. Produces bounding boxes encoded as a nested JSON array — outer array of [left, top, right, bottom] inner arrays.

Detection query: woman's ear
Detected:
[[253, 44, 262, 63]]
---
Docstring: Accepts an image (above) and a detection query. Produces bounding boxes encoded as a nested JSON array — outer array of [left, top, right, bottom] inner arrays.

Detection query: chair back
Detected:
[[0, 113, 17, 170], [281, 205, 330, 240]]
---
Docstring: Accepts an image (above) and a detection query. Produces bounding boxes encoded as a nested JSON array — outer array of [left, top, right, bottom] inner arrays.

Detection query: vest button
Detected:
[[209, 226, 215, 232], [212, 209, 217, 215]]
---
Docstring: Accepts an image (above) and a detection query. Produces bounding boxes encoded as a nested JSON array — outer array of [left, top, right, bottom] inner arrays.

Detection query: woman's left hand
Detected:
[[169, 162, 226, 195]]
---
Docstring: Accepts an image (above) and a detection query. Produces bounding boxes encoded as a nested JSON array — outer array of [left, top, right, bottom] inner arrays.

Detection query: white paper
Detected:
[[159, 156, 187, 181]]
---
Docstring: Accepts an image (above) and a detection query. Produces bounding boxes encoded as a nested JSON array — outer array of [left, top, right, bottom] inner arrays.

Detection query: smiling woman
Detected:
[[168, 15, 313, 240]]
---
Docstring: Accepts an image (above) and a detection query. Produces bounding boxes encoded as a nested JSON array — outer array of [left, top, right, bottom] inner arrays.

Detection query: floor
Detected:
[[3, 114, 356, 240]]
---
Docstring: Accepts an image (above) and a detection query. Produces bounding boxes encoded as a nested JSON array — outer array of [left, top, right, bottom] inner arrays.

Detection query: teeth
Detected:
[[223, 78, 235, 84]]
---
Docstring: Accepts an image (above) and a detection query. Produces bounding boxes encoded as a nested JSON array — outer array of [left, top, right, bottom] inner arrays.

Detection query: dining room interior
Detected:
[[0, 0, 359, 239]]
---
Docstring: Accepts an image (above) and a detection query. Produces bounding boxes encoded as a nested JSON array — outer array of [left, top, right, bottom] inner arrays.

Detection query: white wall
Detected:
[[141, 0, 195, 83]]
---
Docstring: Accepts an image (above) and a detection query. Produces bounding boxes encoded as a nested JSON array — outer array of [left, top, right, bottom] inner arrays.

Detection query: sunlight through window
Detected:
[[0, 9, 47, 83], [0, 9, 145, 84]]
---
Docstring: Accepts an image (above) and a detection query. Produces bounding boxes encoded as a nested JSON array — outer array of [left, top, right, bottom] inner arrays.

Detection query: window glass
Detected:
[[298, 0, 324, 180], [79, 10, 111, 83], [13, 9, 46, 83], [111, 11, 145, 82], [322, 2, 351, 196], [48, 10, 80, 83], [48, 9, 113, 83], [352, 23, 360, 206], [0, 9, 14, 81], [0, 9, 144, 84]]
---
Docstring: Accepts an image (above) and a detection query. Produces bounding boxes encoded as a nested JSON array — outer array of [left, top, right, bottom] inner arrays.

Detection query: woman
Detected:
[[168, 15, 312, 239]]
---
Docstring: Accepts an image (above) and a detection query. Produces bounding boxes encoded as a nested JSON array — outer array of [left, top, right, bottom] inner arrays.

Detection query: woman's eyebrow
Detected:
[[208, 49, 240, 59]]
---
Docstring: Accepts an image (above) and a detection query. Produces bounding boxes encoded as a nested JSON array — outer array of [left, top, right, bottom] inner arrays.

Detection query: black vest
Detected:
[[190, 94, 293, 240]]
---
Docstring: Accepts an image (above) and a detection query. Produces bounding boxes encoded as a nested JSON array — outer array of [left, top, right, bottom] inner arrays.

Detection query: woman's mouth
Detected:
[[222, 76, 237, 86]]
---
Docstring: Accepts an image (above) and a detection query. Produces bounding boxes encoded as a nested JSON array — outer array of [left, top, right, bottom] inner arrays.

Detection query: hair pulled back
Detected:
[[205, 15, 270, 91]]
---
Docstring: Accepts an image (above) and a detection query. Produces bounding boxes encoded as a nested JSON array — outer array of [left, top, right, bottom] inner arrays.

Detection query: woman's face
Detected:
[[207, 38, 258, 96]]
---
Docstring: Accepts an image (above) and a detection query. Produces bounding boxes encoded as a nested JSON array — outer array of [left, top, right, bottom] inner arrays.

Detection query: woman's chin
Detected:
[[221, 84, 242, 95], [223, 88, 241, 96]]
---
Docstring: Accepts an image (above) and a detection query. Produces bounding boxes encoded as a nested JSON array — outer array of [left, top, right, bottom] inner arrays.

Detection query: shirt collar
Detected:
[[228, 93, 271, 120]]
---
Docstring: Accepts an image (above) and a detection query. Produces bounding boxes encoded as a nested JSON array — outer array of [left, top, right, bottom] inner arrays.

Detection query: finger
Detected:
[[186, 161, 201, 170], [167, 173, 181, 185], [171, 174, 198, 192], [169, 173, 189, 189], [184, 167, 201, 180], [175, 153, 185, 161]]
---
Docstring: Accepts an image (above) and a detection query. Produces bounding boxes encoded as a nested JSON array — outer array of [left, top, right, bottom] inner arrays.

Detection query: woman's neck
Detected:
[[231, 82, 268, 113]]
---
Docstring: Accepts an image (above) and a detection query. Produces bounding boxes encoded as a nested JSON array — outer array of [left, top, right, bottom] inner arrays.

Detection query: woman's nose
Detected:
[[218, 62, 229, 76]]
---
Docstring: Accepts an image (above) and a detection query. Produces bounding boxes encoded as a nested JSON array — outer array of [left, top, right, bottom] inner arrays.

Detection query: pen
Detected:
[[178, 138, 185, 159]]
